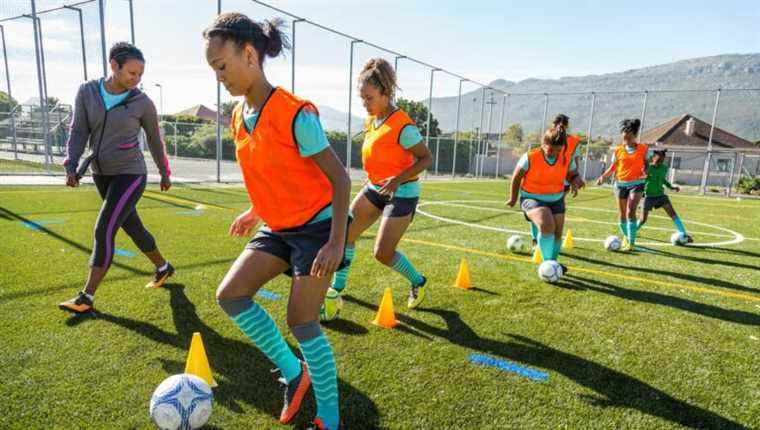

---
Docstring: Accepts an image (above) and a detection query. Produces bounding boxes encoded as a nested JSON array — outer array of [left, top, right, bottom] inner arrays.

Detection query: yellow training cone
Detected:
[[371, 287, 398, 328], [562, 229, 574, 250], [532, 246, 543, 264], [185, 332, 217, 387], [454, 258, 472, 290]]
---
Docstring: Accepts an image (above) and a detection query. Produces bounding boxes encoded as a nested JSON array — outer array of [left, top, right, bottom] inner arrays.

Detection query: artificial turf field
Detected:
[[0, 180, 758, 429]]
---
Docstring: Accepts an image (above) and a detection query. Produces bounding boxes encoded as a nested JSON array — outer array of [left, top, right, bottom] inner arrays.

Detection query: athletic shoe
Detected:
[[145, 262, 175, 289], [620, 237, 632, 252], [58, 291, 93, 313], [407, 276, 427, 309], [685, 234, 694, 244], [320, 288, 343, 322], [278, 361, 311, 424], [307, 418, 344, 430]]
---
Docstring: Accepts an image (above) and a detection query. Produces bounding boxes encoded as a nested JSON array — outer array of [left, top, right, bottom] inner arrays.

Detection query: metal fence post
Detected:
[[63, 6, 87, 81], [215, 0, 222, 183], [476, 88, 486, 177], [0, 24, 17, 159], [452, 78, 465, 177], [29, 3, 50, 172], [495, 94, 507, 178], [639, 91, 648, 138], [98, 0, 107, 77], [425, 68, 438, 177], [582, 92, 596, 181], [346, 39, 362, 174], [434, 136, 440, 175], [128, 0, 135, 44], [291, 18, 304, 93], [700, 89, 721, 194]]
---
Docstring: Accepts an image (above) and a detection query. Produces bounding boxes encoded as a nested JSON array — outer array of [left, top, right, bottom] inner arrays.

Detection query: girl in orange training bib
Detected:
[[205, 13, 349, 430], [596, 119, 648, 251], [321, 58, 433, 321]]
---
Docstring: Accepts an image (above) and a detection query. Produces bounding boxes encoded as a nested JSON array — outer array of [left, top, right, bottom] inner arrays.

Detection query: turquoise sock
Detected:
[[331, 244, 355, 293], [627, 220, 638, 245], [673, 217, 686, 234], [619, 221, 628, 238], [529, 222, 538, 242], [232, 303, 301, 383], [551, 236, 561, 260], [538, 233, 555, 261], [390, 252, 424, 286], [299, 332, 339, 430]]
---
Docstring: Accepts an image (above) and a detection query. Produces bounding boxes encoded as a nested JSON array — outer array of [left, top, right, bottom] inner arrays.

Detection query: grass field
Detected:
[[1, 180, 758, 429], [0, 158, 64, 173]]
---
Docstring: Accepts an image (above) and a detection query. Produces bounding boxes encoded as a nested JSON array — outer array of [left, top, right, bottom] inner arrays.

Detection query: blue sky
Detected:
[[3, 0, 758, 114]]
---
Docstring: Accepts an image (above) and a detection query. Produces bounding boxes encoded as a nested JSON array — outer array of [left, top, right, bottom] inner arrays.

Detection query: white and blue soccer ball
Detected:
[[507, 235, 525, 252], [538, 260, 563, 283], [320, 288, 343, 322], [150, 374, 213, 430], [604, 235, 622, 251], [670, 232, 687, 246]]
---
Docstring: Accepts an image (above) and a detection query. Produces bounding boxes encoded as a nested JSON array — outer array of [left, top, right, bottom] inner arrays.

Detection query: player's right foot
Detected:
[[684, 234, 694, 244], [145, 262, 175, 289], [408, 276, 427, 309], [279, 361, 311, 424], [58, 291, 93, 313]]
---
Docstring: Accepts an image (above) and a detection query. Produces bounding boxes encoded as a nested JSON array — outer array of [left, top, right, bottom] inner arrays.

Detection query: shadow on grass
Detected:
[[0, 258, 233, 304], [565, 253, 760, 296], [561, 274, 760, 326], [636, 245, 760, 272], [65, 284, 379, 429], [0, 205, 151, 276], [701, 245, 760, 260], [342, 296, 748, 429]]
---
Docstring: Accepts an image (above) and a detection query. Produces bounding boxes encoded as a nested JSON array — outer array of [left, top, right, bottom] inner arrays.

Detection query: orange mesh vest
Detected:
[[521, 148, 572, 195], [565, 135, 581, 160], [231, 88, 332, 231], [614, 143, 648, 182], [361, 109, 418, 185]]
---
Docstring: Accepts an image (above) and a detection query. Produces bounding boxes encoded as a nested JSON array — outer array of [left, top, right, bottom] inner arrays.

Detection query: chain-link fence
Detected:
[[1, 1, 759, 197]]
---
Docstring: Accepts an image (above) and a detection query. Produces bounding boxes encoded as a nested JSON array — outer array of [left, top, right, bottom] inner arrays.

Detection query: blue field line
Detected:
[[255, 289, 281, 301], [21, 220, 65, 230], [469, 353, 549, 381], [115, 248, 137, 258]]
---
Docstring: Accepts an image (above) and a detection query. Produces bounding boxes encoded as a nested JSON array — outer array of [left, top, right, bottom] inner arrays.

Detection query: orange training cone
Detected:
[[454, 258, 472, 290], [532, 246, 543, 264], [185, 332, 217, 387], [371, 287, 398, 328], [562, 229, 574, 250]]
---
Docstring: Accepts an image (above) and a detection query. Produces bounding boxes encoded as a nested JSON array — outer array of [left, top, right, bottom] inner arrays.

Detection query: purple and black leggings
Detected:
[[90, 174, 156, 268]]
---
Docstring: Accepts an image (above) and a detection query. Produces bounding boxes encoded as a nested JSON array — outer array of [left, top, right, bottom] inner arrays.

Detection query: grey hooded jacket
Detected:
[[64, 79, 171, 177]]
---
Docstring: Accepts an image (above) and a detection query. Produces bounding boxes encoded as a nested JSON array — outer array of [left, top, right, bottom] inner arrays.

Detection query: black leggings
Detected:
[[90, 174, 156, 268]]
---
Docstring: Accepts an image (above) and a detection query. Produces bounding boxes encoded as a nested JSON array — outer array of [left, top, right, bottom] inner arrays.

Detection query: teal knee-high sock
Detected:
[[619, 220, 628, 238], [673, 216, 687, 234], [552, 235, 562, 260], [529, 222, 539, 242], [294, 322, 340, 430], [628, 220, 638, 245], [390, 252, 424, 286], [331, 244, 355, 293], [220, 298, 301, 383], [538, 233, 555, 261]]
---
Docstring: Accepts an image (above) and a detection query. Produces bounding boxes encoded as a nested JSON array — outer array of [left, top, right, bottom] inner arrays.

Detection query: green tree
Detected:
[[0, 91, 17, 112], [501, 124, 523, 145], [396, 97, 441, 137], [220, 101, 237, 119]]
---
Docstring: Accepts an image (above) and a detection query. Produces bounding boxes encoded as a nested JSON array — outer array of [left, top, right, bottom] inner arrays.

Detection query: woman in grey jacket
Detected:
[[59, 42, 174, 313]]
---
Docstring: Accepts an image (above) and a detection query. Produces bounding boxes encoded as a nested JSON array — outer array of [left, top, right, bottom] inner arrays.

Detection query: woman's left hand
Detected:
[[311, 240, 345, 277], [160, 175, 171, 192], [378, 177, 401, 198]]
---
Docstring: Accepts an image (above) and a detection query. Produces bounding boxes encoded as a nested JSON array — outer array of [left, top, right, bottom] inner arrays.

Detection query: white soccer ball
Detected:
[[670, 232, 687, 246], [507, 235, 525, 252], [604, 235, 622, 251], [320, 288, 343, 322], [538, 261, 563, 283], [150, 374, 213, 430]]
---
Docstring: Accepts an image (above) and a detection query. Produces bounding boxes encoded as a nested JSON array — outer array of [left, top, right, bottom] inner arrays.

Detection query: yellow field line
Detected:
[[403, 237, 760, 303]]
